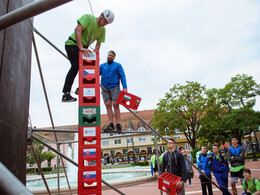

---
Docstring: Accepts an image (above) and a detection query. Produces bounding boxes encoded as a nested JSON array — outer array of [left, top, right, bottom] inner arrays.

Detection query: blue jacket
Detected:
[[197, 153, 211, 176], [203, 152, 229, 174], [227, 145, 245, 167], [100, 61, 127, 90]]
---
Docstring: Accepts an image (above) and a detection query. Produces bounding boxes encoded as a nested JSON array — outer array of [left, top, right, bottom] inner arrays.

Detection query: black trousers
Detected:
[[200, 174, 213, 195], [62, 45, 79, 93]]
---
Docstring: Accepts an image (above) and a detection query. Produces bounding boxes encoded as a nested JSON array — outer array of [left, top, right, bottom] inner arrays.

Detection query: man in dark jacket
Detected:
[[227, 135, 245, 195], [160, 138, 186, 195]]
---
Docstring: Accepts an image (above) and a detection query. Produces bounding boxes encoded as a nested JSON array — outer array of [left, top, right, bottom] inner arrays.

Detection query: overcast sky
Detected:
[[29, 0, 260, 128]]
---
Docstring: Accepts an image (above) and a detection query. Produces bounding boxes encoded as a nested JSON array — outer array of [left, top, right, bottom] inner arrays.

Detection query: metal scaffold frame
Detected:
[[0, 0, 224, 194]]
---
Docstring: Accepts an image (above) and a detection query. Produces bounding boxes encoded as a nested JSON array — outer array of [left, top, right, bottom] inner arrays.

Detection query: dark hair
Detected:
[[108, 50, 116, 57], [168, 138, 176, 144], [212, 144, 218, 148], [201, 145, 207, 149], [231, 135, 238, 140], [243, 168, 251, 174]]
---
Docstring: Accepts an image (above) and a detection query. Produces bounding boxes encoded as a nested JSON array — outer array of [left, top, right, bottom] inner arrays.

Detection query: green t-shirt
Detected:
[[242, 177, 260, 194], [230, 164, 245, 172], [65, 14, 106, 47], [151, 154, 163, 168]]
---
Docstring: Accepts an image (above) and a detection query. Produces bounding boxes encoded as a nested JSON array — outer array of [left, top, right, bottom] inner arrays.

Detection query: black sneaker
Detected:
[[62, 93, 77, 102], [75, 88, 79, 95], [116, 124, 122, 134], [104, 124, 114, 133]]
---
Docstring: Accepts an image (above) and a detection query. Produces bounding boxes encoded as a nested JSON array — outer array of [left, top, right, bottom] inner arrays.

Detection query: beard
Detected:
[[107, 59, 114, 64]]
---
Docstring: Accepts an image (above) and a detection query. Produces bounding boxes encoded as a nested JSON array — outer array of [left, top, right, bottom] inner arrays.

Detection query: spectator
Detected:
[[202, 144, 230, 195], [197, 145, 213, 195], [242, 169, 260, 195], [227, 135, 246, 195], [160, 138, 186, 195]]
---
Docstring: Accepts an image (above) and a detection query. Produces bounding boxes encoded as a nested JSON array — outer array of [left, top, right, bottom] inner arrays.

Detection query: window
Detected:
[[137, 127, 146, 132], [101, 133, 110, 137], [102, 140, 109, 146], [114, 139, 121, 145], [127, 137, 133, 144], [126, 128, 134, 132], [139, 137, 146, 143], [151, 136, 155, 141], [163, 136, 170, 141], [123, 149, 128, 155], [147, 147, 152, 154], [174, 135, 181, 140], [135, 148, 140, 154], [110, 150, 115, 156]]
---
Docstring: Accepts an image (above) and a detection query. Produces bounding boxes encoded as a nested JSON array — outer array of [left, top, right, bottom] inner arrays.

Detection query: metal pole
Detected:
[[57, 144, 60, 195], [34, 132, 58, 144], [0, 0, 73, 31], [32, 33, 71, 194], [33, 27, 68, 59], [32, 134, 78, 166], [31, 134, 126, 194], [0, 162, 33, 195], [32, 128, 78, 133], [29, 144, 51, 195], [154, 134, 163, 195]]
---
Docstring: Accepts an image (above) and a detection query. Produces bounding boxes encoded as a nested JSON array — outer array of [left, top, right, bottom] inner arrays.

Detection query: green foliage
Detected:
[[26, 140, 56, 166], [26, 167, 53, 173], [153, 74, 260, 148], [152, 81, 207, 148], [131, 161, 149, 166]]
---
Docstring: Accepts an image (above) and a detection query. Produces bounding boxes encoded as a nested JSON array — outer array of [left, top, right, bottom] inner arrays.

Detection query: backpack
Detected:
[[244, 177, 259, 188]]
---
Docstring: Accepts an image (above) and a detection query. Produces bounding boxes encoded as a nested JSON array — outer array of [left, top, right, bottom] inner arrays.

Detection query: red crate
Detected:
[[158, 172, 182, 195], [78, 85, 100, 106], [78, 126, 101, 146], [117, 91, 141, 110], [78, 147, 101, 168], [78, 168, 101, 194]]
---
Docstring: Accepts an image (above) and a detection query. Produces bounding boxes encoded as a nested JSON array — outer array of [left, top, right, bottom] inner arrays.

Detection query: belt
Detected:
[[68, 37, 77, 44]]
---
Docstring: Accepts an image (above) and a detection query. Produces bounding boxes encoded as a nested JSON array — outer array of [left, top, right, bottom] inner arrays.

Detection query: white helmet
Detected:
[[103, 9, 114, 24]]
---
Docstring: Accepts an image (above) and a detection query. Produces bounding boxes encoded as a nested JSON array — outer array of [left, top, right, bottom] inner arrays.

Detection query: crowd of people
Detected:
[[151, 136, 259, 195]]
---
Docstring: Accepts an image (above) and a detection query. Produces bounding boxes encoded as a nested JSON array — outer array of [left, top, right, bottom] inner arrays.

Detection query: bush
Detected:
[[131, 161, 149, 166], [41, 167, 53, 172], [245, 153, 260, 159]]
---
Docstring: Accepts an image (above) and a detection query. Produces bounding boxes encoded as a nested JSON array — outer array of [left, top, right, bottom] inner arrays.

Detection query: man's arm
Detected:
[[95, 42, 101, 51], [197, 155, 202, 169], [235, 147, 245, 162], [202, 155, 210, 174], [75, 24, 92, 57], [117, 64, 127, 91], [227, 148, 235, 162], [178, 153, 186, 188]]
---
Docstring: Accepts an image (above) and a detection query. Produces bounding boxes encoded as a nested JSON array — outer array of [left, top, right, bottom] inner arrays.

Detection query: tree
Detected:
[[152, 81, 207, 148], [27, 140, 56, 167], [44, 150, 56, 167], [220, 74, 260, 109], [201, 74, 260, 145], [221, 108, 260, 143], [199, 88, 229, 144]]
